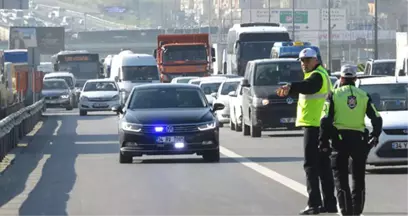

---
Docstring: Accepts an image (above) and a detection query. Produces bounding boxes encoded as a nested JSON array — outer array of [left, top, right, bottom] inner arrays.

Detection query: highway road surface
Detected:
[[0, 109, 406, 215]]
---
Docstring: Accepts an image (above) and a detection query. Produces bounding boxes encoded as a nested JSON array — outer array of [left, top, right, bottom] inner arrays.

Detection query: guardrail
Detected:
[[0, 101, 25, 120], [0, 99, 44, 162]]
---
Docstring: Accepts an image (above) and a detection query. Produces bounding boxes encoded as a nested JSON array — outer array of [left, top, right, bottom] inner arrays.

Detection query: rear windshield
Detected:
[[254, 62, 303, 86]]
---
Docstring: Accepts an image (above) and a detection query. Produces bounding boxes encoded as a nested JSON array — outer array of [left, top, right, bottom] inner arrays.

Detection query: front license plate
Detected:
[[46, 100, 59, 104], [156, 136, 185, 144], [392, 142, 408, 149], [93, 103, 108, 108], [280, 117, 296, 123]]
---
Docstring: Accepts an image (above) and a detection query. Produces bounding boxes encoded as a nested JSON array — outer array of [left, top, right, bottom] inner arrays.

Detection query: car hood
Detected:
[[42, 89, 69, 96], [365, 110, 408, 129], [252, 85, 298, 99], [119, 81, 160, 92], [124, 108, 213, 124], [81, 91, 119, 98]]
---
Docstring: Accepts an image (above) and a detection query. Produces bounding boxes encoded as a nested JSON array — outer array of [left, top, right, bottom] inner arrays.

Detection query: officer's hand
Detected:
[[319, 141, 331, 154], [368, 136, 379, 147], [276, 85, 291, 97]]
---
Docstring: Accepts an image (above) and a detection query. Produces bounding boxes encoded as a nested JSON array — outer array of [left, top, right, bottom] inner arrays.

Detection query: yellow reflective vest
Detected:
[[296, 65, 332, 127]]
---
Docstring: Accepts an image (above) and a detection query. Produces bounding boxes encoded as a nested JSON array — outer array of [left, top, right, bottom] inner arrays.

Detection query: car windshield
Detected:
[[129, 88, 207, 109], [43, 81, 67, 90], [75, 80, 86, 88], [177, 78, 196, 83], [122, 66, 159, 81], [359, 83, 408, 111], [220, 81, 240, 95], [45, 76, 73, 87], [254, 62, 303, 86], [372, 62, 395, 76], [83, 82, 117, 92], [200, 82, 222, 94]]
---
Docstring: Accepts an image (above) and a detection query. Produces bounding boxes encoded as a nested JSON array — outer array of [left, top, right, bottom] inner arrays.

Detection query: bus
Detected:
[[51, 50, 102, 88], [226, 23, 291, 76], [270, 41, 323, 64]]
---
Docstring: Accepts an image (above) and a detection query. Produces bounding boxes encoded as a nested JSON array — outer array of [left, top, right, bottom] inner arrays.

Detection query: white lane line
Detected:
[[75, 141, 117, 144], [0, 155, 51, 215], [53, 120, 62, 136], [220, 146, 354, 216]]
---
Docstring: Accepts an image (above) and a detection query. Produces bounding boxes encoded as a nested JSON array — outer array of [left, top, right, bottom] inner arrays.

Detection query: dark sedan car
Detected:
[[112, 83, 225, 164]]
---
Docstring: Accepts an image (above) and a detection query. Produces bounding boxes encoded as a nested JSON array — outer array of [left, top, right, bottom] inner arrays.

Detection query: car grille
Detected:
[[383, 129, 408, 135], [142, 124, 199, 133], [376, 140, 408, 158], [45, 96, 60, 100], [88, 97, 112, 102], [268, 98, 298, 105]]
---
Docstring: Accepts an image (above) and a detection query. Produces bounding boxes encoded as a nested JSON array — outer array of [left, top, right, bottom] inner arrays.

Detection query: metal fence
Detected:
[[0, 101, 25, 120], [0, 99, 44, 162]]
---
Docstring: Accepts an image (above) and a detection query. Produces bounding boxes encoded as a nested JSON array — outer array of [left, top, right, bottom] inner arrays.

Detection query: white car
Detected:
[[212, 77, 243, 127], [79, 79, 121, 116], [228, 81, 244, 132], [199, 79, 224, 107], [171, 76, 200, 84], [357, 76, 408, 166], [188, 76, 227, 85]]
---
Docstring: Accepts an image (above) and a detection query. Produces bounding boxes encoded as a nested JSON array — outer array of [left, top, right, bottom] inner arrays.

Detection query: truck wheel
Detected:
[[230, 120, 235, 130], [79, 110, 87, 116], [250, 125, 262, 137], [242, 122, 250, 136]]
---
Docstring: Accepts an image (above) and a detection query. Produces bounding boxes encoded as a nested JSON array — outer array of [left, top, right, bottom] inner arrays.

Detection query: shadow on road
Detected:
[[137, 156, 303, 164], [366, 167, 408, 175], [267, 133, 304, 138], [17, 114, 79, 215]]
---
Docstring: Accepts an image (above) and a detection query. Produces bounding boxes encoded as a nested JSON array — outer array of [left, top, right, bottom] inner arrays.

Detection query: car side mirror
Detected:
[[211, 92, 217, 98], [241, 79, 250, 87], [153, 49, 157, 59], [114, 76, 119, 82], [228, 91, 237, 97], [111, 105, 123, 114], [212, 57, 216, 62], [212, 102, 225, 112]]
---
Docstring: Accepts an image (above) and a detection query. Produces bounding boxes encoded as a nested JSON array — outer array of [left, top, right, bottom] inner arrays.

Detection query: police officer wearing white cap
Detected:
[[277, 48, 337, 215], [319, 68, 382, 216]]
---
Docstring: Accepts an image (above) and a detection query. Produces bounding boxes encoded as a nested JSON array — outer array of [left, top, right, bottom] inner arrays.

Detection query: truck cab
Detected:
[[153, 34, 215, 83]]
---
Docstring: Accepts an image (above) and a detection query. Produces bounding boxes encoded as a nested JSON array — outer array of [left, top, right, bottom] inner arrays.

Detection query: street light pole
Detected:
[[327, 0, 332, 71], [292, 0, 295, 40], [208, 0, 211, 34], [268, 0, 271, 22], [374, 0, 378, 59]]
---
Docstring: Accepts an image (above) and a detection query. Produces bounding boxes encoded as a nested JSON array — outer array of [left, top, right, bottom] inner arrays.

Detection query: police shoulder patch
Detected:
[[347, 96, 357, 109]]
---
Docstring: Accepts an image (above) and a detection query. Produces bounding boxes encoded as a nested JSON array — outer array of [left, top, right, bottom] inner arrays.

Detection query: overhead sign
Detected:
[[104, 6, 126, 13], [0, 0, 28, 9], [320, 9, 347, 30], [241, 9, 321, 31]]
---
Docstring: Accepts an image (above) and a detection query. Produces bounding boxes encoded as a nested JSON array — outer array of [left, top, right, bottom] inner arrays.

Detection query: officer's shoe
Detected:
[[319, 206, 338, 213], [299, 206, 320, 215]]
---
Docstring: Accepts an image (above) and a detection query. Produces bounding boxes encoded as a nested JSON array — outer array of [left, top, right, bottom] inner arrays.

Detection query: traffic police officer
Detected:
[[319, 69, 383, 215], [277, 48, 337, 215]]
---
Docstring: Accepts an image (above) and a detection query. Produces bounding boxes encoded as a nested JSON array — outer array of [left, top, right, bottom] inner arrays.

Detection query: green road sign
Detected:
[[279, 11, 308, 24]]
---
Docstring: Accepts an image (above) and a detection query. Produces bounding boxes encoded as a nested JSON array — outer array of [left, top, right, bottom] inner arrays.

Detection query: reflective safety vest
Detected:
[[296, 65, 332, 127], [332, 85, 368, 132]]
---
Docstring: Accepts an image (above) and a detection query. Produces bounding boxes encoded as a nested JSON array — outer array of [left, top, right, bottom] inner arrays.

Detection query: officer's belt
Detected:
[[299, 70, 332, 100]]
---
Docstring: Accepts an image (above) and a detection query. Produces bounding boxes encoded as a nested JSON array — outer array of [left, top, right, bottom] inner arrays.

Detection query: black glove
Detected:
[[368, 135, 379, 147], [319, 141, 332, 154]]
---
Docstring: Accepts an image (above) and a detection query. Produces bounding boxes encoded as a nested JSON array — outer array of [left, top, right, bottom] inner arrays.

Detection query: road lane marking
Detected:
[[220, 146, 349, 216], [0, 155, 51, 215], [53, 120, 62, 135], [26, 121, 43, 136]]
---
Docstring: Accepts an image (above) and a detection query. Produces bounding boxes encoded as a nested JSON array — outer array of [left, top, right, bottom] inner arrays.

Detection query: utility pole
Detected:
[[327, 0, 332, 71], [268, 0, 271, 22], [230, 0, 232, 25], [374, 0, 378, 59], [292, 0, 295, 40], [249, 0, 252, 22], [208, 0, 212, 33]]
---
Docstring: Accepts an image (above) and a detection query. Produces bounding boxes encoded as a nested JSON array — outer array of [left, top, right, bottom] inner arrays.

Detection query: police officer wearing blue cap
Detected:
[[277, 48, 337, 215]]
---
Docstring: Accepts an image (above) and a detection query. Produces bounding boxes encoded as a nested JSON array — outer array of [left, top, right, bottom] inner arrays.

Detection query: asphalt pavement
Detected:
[[0, 108, 406, 215]]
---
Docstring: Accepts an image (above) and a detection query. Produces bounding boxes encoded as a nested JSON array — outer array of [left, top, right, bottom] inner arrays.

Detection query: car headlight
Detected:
[[112, 95, 119, 100], [121, 122, 142, 132], [197, 121, 217, 131], [253, 97, 269, 107], [80, 96, 88, 101], [60, 94, 69, 99]]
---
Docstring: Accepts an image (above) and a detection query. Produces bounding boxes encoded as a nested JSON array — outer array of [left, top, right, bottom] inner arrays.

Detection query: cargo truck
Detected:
[[153, 33, 216, 83]]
